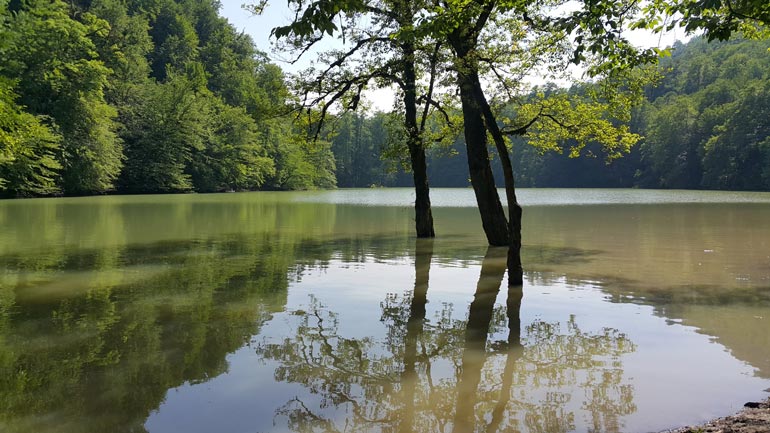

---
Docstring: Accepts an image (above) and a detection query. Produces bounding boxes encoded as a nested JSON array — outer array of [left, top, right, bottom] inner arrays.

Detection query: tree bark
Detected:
[[455, 67, 509, 246], [471, 80, 524, 286], [403, 36, 435, 238], [445, 1, 508, 247]]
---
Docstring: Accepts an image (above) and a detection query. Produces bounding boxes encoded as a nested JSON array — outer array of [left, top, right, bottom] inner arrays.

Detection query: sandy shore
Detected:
[[661, 398, 770, 433]]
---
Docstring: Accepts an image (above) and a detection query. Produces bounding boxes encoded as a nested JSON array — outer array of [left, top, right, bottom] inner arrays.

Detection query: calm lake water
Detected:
[[1, 188, 769, 433]]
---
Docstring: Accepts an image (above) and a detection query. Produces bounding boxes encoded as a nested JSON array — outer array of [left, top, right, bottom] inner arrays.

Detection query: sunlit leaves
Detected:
[[2, 0, 122, 194], [638, 0, 770, 42], [510, 92, 640, 161], [634, 37, 770, 190], [0, 78, 61, 197]]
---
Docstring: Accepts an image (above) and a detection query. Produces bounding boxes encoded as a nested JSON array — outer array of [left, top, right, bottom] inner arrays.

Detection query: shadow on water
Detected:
[[522, 245, 603, 269], [255, 242, 637, 433], [530, 270, 770, 380], [602, 280, 770, 380]]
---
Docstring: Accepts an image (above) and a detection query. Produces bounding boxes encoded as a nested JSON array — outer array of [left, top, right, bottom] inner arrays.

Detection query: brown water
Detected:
[[0, 188, 769, 433]]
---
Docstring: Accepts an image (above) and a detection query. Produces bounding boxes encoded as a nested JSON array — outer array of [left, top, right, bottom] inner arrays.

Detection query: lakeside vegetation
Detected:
[[2, 1, 770, 431], [327, 37, 770, 190], [0, 0, 336, 198], [1, 0, 769, 199]]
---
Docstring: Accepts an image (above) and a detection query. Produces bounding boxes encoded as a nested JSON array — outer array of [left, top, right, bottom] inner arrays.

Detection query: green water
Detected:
[[1, 189, 769, 433]]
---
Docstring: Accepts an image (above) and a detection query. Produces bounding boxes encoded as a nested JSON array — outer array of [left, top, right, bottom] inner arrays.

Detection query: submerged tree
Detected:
[[259, 0, 461, 238], [257, 0, 655, 284]]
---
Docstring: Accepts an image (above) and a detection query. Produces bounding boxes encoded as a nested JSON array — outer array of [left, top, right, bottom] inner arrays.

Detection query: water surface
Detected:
[[1, 189, 769, 433]]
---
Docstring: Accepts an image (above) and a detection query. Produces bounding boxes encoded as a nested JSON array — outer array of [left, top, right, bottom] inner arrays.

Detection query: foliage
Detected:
[[2, 0, 122, 195], [268, 113, 337, 190], [639, 0, 770, 42], [0, 78, 61, 197], [119, 70, 208, 193], [0, 0, 334, 197], [637, 37, 770, 190], [324, 37, 770, 192]]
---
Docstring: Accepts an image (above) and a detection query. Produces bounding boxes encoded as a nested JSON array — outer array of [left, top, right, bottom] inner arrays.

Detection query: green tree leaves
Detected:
[[640, 0, 770, 42], [0, 78, 61, 197], [2, 0, 122, 195], [0, 0, 333, 197]]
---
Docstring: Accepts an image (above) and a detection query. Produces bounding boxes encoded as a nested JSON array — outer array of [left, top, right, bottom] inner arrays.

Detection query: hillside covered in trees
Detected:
[[0, 0, 335, 198], [328, 37, 770, 191], [2, 0, 769, 197]]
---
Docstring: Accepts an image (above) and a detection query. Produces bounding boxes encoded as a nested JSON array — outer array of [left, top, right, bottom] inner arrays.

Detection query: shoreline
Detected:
[[661, 398, 770, 433]]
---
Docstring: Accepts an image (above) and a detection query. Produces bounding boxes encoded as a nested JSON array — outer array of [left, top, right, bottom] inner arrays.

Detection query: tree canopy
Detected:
[[0, 0, 336, 197], [2, 0, 769, 199]]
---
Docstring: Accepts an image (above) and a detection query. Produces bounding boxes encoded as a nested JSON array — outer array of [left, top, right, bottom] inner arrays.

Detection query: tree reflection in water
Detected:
[[255, 242, 637, 433]]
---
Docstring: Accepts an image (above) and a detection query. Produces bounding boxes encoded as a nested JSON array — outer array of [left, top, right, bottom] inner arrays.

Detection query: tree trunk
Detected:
[[471, 80, 524, 286], [446, 2, 507, 246], [456, 69, 509, 246], [403, 42, 435, 238], [408, 140, 435, 238]]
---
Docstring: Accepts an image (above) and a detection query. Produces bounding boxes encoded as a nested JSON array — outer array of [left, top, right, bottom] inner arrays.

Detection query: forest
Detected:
[[1, 0, 769, 197], [330, 37, 770, 190], [0, 0, 336, 198]]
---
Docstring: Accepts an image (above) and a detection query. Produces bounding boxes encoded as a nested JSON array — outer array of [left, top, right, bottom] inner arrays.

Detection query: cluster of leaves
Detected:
[[264, 0, 673, 195], [0, 0, 335, 198], [638, 0, 770, 42]]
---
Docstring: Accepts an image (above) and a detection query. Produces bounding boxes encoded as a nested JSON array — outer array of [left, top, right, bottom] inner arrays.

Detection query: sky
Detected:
[[219, 1, 690, 112], [220, 2, 325, 69]]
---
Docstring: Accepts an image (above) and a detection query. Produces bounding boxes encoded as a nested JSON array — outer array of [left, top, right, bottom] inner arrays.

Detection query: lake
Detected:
[[1, 188, 769, 433]]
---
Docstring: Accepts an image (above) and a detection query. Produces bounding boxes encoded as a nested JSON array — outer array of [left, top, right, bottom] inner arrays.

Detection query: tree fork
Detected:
[[472, 80, 524, 286], [456, 69, 510, 246]]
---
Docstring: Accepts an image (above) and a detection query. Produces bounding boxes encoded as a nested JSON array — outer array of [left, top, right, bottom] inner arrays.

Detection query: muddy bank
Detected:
[[662, 398, 770, 433]]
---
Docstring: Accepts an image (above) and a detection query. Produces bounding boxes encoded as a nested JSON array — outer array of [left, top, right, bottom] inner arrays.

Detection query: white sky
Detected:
[[219, 1, 689, 112]]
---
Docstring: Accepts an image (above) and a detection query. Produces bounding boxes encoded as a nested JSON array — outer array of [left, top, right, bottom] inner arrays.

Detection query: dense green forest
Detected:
[[328, 37, 770, 190], [1, 0, 769, 197], [0, 0, 335, 197]]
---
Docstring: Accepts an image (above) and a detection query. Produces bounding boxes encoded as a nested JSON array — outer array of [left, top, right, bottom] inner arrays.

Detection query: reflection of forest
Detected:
[[0, 235, 291, 433], [528, 265, 770, 380], [256, 243, 636, 433], [0, 195, 445, 433], [0, 196, 345, 433], [1, 195, 767, 432], [528, 271, 770, 380]]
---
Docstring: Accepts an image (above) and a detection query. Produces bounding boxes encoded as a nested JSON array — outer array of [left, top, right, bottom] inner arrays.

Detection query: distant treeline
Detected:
[[0, 0, 336, 198], [328, 37, 770, 191], [2, 0, 769, 197]]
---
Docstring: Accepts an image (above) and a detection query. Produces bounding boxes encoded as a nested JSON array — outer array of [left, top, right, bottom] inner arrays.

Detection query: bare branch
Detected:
[[417, 94, 453, 126], [286, 35, 324, 64], [501, 106, 543, 136], [419, 42, 443, 133], [320, 36, 394, 80]]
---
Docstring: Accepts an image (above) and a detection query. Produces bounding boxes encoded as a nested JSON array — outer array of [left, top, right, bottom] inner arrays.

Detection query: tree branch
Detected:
[[419, 42, 443, 133]]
